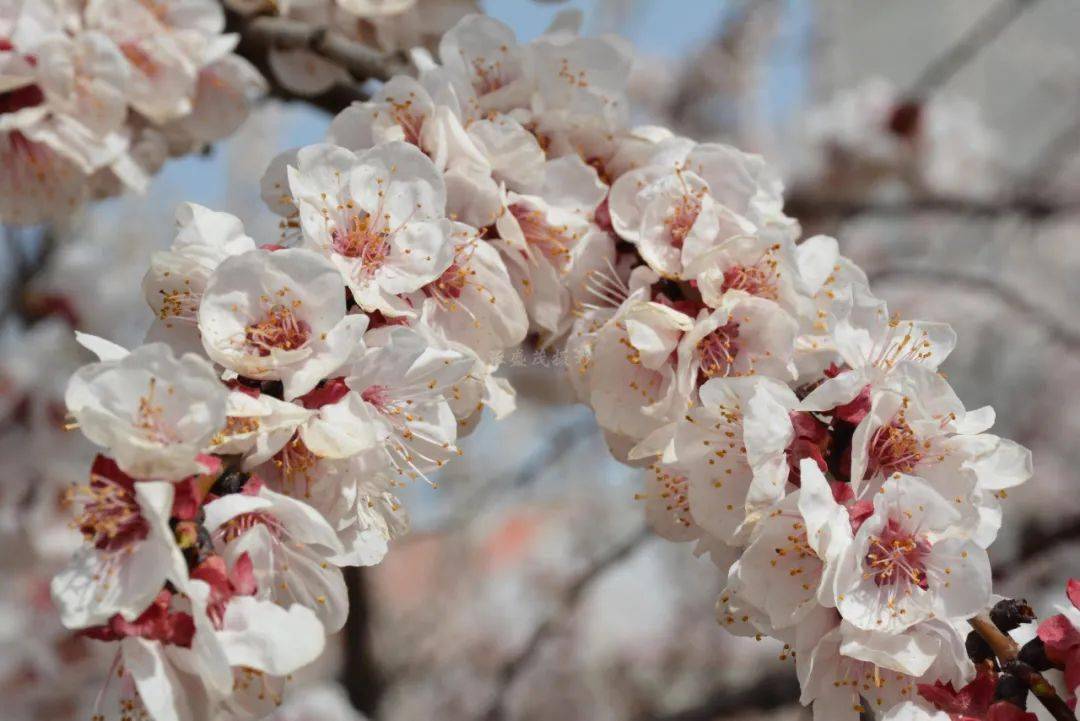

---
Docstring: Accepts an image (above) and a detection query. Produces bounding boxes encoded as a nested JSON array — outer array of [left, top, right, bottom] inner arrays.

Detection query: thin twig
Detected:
[[969, 613, 1074, 721], [868, 266, 1080, 354], [226, 9, 399, 115], [784, 194, 1080, 221], [1019, 113, 1080, 195], [481, 526, 652, 721], [907, 0, 1044, 98], [640, 671, 800, 721], [994, 513, 1080, 582], [244, 15, 407, 82]]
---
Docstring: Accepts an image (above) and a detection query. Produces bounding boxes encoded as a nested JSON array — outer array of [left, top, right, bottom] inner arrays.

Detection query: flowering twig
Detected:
[[969, 612, 1075, 721]]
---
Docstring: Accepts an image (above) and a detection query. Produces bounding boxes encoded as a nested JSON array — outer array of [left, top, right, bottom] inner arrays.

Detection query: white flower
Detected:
[[209, 388, 314, 467], [797, 618, 970, 721], [494, 155, 612, 338], [411, 222, 529, 360], [438, 14, 532, 116], [675, 294, 798, 396], [302, 324, 472, 480], [203, 482, 350, 632], [143, 203, 257, 352], [51, 468, 188, 628], [65, 340, 228, 479], [198, 247, 368, 400], [664, 377, 796, 545], [288, 141, 454, 317], [830, 474, 991, 633]]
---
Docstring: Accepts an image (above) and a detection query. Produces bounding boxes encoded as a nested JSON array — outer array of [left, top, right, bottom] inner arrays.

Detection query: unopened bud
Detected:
[[990, 598, 1035, 632]]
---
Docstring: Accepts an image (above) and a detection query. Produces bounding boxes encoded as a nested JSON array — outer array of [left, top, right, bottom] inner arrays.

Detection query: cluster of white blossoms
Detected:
[[0, 0, 266, 225], [48, 10, 1043, 721]]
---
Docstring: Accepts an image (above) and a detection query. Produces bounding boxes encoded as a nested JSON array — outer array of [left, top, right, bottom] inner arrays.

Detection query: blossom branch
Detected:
[[969, 613, 1074, 721]]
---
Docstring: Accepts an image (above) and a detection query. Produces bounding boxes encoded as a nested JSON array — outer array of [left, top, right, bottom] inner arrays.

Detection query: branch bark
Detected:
[[481, 526, 652, 721], [969, 613, 1074, 721], [225, 9, 408, 115], [340, 566, 385, 717], [243, 15, 407, 83], [907, 0, 1044, 98]]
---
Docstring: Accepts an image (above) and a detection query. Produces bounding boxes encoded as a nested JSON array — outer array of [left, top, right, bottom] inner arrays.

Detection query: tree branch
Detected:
[[969, 613, 1074, 721], [640, 671, 800, 721], [994, 513, 1080, 582], [867, 266, 1080, 354], [784, 194, 1080, 222], [481, 526, 652, 721], [340, 566, 385, 717], [225, 8, 408, 115], [907, 0, 1044, 98], [243, 15, 407, 83]]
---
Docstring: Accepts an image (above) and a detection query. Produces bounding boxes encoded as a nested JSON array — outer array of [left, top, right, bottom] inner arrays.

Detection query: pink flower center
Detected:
[[721, 263, 779, 300], [864, 518, 930, 589], [696, 320, 741, 379], [510, 204, 573, 268], [361, 384, 392, 409], [244, 305, 311, 355], [867, 411, 924, 478], [70, 458, 149, 552], [471, 56, 509, 96], [220, 511, 283, 544], [665, 186, 703, 249], [120, 42, 161, 78], [388, 98, 423, 146], [331, 213, 391, 272]]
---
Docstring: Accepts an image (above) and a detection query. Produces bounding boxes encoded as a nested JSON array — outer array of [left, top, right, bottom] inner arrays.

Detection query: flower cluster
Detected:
[[50, 11, 1041, 721], [0, 0, 266, 226]]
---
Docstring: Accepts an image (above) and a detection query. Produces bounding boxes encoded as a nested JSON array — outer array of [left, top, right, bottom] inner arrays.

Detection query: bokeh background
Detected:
[[2, 1, 1079, 720]]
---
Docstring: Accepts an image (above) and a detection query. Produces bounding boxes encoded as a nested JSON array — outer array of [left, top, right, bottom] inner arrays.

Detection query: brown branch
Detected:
[[784, 194, 1080, 222], [1020, 113, 1080, 195], [994, 513, 1080, 582], [867, 266, 1080, 354], [481, 526, 652, 721], [640, 671, 800, 721], [907, 0, 1044, 99], [243, 15, 407, 83], [340, 566, 385, 717], [2, 226, 58, 324], [225, 8, 408, 115], [969, 613, 1074, 721]]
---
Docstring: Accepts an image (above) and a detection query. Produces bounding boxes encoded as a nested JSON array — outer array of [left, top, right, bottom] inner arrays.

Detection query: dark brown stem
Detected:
[[243, 15, 408, 83], [969, 613, 1075, 721], [340, 566, 385, 717]]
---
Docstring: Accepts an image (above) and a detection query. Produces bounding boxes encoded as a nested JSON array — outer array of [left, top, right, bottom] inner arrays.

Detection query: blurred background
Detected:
[[2, 1, 1079, 720]]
